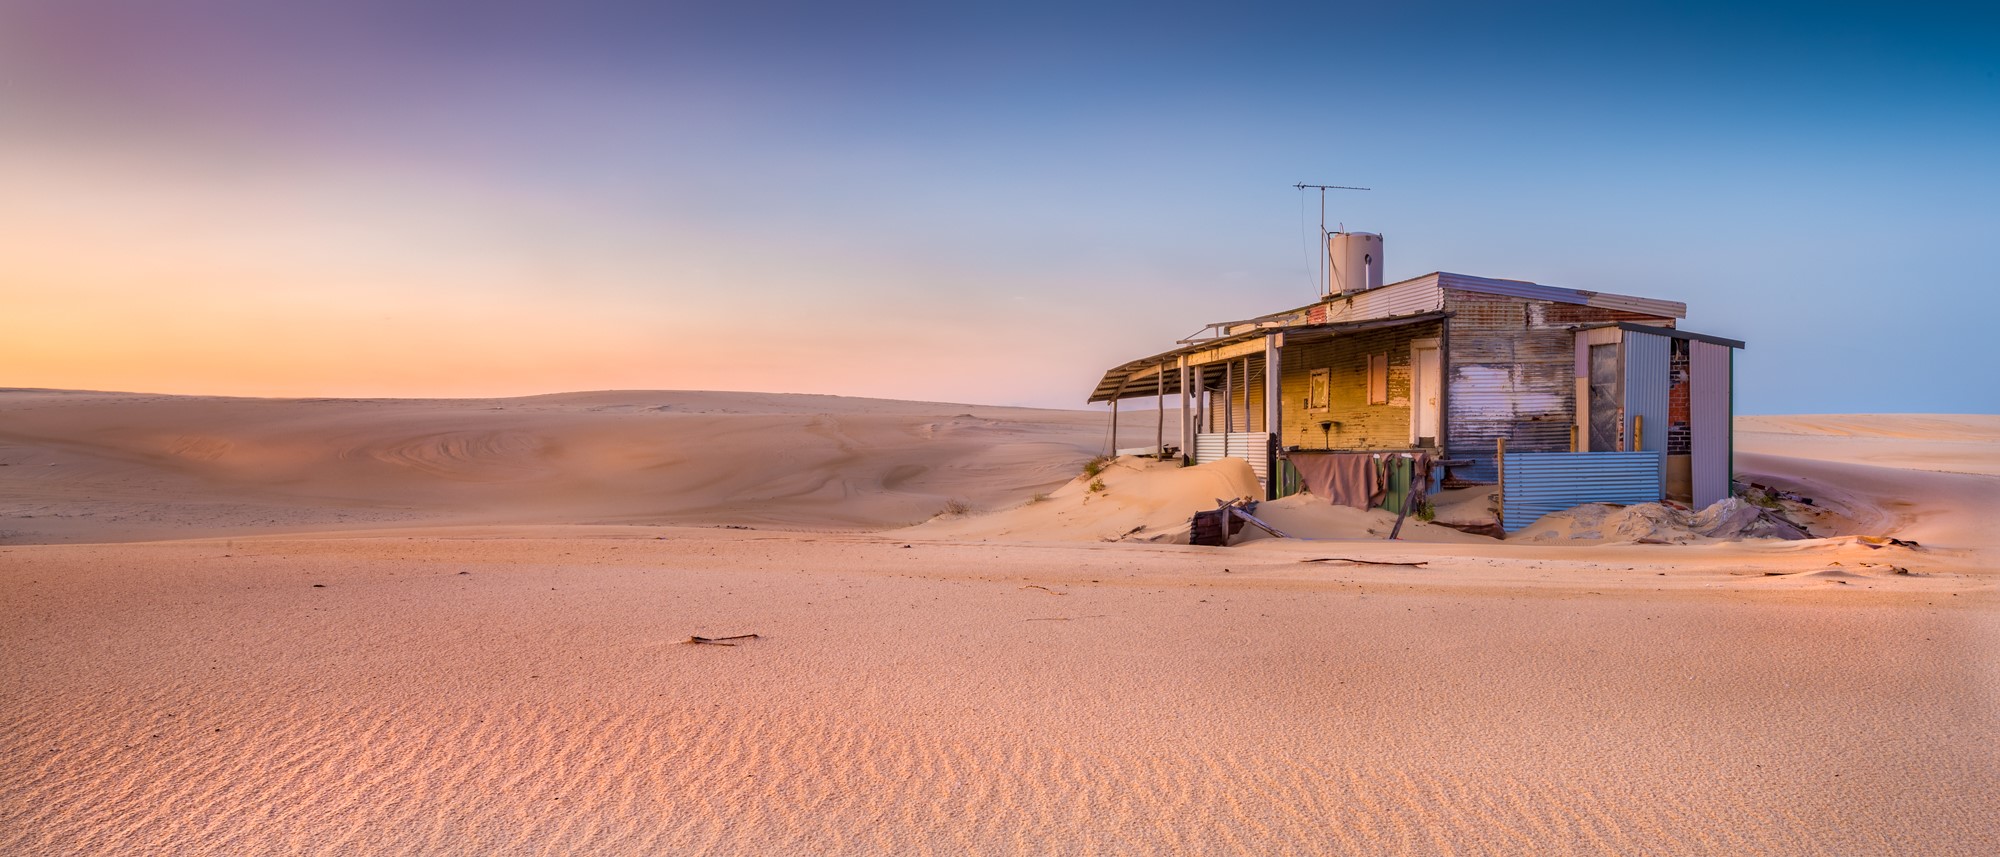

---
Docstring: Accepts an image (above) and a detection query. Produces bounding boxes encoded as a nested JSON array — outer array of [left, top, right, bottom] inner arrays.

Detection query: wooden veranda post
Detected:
[[1178, 356, 1193, 463], [1264, 333, 1283, 496], [1106, 378, 1128, 455], [1223, 361, 1233, 434]]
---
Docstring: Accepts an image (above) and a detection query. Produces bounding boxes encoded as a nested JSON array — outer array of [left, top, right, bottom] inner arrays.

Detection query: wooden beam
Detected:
[[1185, 337, 1266, 367]]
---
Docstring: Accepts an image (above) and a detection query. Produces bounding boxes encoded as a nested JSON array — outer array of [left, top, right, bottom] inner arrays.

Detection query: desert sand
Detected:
[[2, 390, 1995, 855]]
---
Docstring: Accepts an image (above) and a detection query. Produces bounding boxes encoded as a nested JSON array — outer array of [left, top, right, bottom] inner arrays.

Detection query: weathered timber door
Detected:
[[1412, 339, 1441, 447]]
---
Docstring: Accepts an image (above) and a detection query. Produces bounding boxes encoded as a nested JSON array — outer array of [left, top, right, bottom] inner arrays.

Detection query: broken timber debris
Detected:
[[1191, 499, 1294, 546]]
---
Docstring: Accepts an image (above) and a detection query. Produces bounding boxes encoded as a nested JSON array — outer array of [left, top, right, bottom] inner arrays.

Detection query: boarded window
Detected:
[[1367, 353, 1388, 405], [1308, 368, 1330, 412]]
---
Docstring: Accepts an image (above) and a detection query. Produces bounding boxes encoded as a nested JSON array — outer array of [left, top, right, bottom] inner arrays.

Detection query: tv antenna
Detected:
[[1295, 183, 1369, 296]]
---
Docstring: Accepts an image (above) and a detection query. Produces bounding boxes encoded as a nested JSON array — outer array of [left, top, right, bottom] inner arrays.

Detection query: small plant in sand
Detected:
[[1081, 455, 1112, 478], [1088, 478, 1106, 493], [1415, 501, 1436, 522], [1741, 487, 1784, 510], [1027, 493, 1049, 505], [941, 498, 971, 516]]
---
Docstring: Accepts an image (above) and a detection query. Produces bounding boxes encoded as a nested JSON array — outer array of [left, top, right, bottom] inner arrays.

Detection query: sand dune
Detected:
[[1, 392, 1995, 854], [0, 389, 1104, 543], [1737, 413, 2000, 477]]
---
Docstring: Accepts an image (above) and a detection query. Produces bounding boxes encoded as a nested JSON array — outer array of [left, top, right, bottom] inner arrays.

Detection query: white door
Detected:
[[1412, 340, 1441, 447]]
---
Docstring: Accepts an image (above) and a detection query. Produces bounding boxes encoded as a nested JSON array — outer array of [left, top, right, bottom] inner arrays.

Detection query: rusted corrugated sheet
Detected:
[[1438, 272, 1687, 319], [1623, 331, 1669, 454], [1445, 365, 1574, 481], [1690, 341, 1733, 508], [1443, 296, 1579, 481], [1194, 432, 1272, 487], [1501, 451, 1664, 532]]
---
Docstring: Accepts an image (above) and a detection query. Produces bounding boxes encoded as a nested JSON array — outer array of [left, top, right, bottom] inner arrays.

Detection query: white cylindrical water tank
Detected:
[[1327, 231, 1384, 295]]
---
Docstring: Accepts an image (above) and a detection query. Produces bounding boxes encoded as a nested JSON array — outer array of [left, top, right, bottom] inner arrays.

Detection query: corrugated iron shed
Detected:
[[1690, 340, 1734, 508]]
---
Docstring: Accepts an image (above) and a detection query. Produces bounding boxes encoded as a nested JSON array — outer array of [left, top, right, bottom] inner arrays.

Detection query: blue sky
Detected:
[[3, 0, 1995, 412]]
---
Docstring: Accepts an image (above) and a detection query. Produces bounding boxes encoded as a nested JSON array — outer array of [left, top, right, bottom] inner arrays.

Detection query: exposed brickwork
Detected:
[[1668, 338, 1692, 455], [1275, 320, 1443, 450], [1540, 304, 1678, 326]]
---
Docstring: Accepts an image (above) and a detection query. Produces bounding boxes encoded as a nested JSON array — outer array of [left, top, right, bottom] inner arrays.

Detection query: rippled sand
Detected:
[[4, 532, 1995, 855], [3, 392, 1996, 853]]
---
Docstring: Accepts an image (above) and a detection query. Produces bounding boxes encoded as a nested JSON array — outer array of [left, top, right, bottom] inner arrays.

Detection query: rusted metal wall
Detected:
[[1690, 340, 1734, 508], [1622, 330, 1669, 455], [1500, 451, 1664, 532], [1442, 291, 1585, 481], [1441, 289, 1680, 482]]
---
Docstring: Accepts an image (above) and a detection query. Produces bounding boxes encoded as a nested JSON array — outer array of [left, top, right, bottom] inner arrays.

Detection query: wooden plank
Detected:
[[1185, 337, 1268, 367]]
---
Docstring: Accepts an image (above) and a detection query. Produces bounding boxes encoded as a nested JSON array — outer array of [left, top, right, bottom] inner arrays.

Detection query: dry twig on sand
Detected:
[[684, 634, 760, 646], [1300, 558, 1429, 567], [1020, 585, 1066, 595]]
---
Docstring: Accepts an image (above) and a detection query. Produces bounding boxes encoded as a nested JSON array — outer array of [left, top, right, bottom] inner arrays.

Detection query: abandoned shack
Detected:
[[1088, 232, 1745, 532]]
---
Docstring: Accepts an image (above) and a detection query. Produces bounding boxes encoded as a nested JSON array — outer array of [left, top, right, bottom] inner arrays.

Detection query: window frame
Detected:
[[1366, 352, 1389, 406]]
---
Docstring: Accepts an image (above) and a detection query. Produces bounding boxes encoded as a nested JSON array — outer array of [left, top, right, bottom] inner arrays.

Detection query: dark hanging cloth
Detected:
[[1287, 452, 1383, 510]]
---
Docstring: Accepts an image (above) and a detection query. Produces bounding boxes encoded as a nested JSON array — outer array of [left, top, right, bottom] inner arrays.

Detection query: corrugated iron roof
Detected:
[[1089, 269, 1699, 404], [1087, 312, 1446, 403]]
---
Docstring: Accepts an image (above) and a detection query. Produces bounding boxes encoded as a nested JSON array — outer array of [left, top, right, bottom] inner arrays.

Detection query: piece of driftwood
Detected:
[[685, 634, 760, 646], [1300, 557, 1429, 567]]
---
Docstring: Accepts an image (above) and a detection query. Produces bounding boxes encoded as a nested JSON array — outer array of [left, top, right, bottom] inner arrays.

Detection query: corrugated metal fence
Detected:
[[1194, 432, 1272, 485], [1500, 451, 1664, 533]]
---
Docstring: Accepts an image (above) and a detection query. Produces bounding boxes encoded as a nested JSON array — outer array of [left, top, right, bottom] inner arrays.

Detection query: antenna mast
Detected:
[[1294, 183, 1370, 297]]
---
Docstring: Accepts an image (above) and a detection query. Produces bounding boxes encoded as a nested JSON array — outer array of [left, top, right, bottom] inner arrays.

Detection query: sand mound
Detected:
[[1228, 493, 1499, 544], [1515, 496, 1813, 544], [910, 461, 1498, 544], [904, 455, 1261, 543]]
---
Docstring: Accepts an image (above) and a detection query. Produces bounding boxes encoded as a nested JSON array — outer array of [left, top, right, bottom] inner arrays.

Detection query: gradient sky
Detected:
[[3, 0, 1995, 412]]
